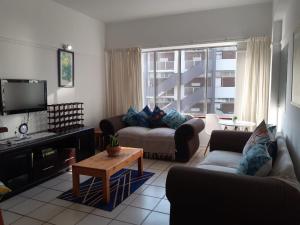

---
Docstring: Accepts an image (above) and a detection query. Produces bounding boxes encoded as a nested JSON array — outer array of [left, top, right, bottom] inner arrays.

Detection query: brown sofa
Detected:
[[166, 130, 300, 225], [100, 115, 205, 162]]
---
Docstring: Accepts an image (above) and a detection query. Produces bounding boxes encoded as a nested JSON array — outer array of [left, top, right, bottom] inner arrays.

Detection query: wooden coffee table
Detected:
[[72, 147, 143, 204]]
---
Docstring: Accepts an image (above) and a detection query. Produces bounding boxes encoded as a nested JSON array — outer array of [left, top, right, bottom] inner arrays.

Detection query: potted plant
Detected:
[[106, 134, 121, 157], [232, 115, 238, 123]]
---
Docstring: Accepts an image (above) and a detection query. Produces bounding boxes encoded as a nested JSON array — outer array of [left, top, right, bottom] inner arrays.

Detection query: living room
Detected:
[[0, 0, 300, 224]]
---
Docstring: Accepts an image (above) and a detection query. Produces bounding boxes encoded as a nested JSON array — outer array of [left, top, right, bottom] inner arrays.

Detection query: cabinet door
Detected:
[[0, 152, 31, 189], [57, 148, 76, 170], [32, 148, 58, 179]]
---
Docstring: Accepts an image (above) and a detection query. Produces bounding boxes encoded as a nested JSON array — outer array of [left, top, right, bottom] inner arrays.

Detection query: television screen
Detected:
[[0, 79, 47, 115]]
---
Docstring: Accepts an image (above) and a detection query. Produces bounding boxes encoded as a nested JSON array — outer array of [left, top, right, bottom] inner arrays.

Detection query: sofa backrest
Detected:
[[270, 136, 300, 191], [270, 137, 296, 177]]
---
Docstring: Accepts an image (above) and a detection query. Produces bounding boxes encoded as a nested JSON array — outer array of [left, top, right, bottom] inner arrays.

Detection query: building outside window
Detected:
[[142, 45, 237, 116]]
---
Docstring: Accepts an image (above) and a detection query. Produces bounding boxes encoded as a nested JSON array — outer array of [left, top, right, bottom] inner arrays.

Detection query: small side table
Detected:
[[218, 120, 256, 131], [94, 128, 104, 151]]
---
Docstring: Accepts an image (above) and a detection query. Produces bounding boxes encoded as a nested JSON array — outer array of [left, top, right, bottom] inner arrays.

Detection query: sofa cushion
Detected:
[[243, 120, 270, 155], [162, 109, 187, 129], [270, 136, 300, 191], [122, 107, 139, 126], [197, 164, 237, 174], [117, 126, 150, 148], [150, 106, 166, 128], [237, 144, 272, 176], [143, 128, 176, 156], [137, 106, 153, 127], [200, 150, 243, 169]]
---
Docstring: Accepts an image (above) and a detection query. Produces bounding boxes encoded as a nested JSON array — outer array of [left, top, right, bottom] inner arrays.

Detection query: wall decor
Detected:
[[292, 27, 300, 107], [58, 49, 74, 87]]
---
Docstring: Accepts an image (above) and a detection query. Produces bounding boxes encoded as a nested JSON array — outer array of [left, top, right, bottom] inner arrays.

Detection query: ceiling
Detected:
[[52, 0, 273, 23]]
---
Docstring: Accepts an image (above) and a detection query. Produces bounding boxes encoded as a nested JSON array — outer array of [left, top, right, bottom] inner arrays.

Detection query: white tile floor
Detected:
[[0, 149, 205, 225]]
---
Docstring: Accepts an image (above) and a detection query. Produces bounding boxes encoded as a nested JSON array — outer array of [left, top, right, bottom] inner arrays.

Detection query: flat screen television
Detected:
[[0, 79, 47, 115]]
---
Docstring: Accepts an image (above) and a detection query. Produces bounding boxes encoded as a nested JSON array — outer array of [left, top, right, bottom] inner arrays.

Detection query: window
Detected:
[[142, 45, 237, 115]]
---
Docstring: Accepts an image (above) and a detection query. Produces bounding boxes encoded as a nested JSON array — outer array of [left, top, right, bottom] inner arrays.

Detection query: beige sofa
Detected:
[[100, 115, 205, 162]]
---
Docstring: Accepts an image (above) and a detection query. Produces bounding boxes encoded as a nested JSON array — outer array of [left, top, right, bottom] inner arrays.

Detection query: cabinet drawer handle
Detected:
[[64, 157, 75, 162], [42, 165, 55, 171]]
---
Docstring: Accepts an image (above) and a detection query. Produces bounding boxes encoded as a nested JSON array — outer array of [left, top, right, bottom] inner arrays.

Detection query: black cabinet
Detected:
[[0, 127, 95, 199]]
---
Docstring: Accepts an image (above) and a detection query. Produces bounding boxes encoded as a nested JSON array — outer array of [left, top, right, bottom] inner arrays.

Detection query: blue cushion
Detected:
[[237, 144, 272, 176], [162, 109, 187, 129], [122, 107, 139, 126], [150, 106, 166, 128], [135, 106, 153, 128], [122, 106, 152, 128], [139, 106, 153, 120]]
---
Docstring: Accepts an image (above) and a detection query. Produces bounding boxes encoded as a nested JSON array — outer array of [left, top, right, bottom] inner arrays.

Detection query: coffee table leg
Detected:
[[102, 174, 110, 204], [72, 168, 80, 197], [138, 156, 143, 176]]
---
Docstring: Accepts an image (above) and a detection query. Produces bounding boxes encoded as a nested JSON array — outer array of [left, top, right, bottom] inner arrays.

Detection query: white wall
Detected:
[[0, 0, 106, 138], [106, 3, 272, 49], [106, 2, 272, 146], [274, 0, 300, 179]]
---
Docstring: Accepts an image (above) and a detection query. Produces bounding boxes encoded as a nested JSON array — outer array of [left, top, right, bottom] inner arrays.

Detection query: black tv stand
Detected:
[[0, 127, 95, 200]]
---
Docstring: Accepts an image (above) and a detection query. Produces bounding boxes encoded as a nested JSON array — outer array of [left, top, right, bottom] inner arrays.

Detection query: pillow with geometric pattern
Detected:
[[237, 144, 272, 176], [243, 120, 270, 155], [162, 109, 187, 129], [149, 105, 166, 128], [122, 106, 140, 126]]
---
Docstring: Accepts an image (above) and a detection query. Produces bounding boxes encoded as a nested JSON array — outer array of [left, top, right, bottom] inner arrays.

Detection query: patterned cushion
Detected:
[[122, 106, 143, 127], [242, 120, 270, 155], [237, 144, 272, 176], [150, 106, 166, 128], [139, 105, 153, 120], [162, 109, 187, 129], [122, 106, 151, 128], [0, 181, 11, 197], [137, 106, 152, 127]]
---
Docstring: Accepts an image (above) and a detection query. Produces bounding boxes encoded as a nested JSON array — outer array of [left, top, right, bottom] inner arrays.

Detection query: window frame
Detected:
[[142, 44, 237, 116]]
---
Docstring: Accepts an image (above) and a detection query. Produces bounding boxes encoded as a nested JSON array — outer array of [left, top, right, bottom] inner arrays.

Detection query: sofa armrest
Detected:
[[166, 166, 300, 224], [175, 118, 205, 140], [174, 118, 205, 162], [210, 130, 252, 153], [99, 115, 126, 135]]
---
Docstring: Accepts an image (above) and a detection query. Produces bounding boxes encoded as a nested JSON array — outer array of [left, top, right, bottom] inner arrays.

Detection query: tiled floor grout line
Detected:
[[1, 153, 204, 225], [3, 187, 168, 224], [4, 207, 53, 225], [3, 179, 169, 225]]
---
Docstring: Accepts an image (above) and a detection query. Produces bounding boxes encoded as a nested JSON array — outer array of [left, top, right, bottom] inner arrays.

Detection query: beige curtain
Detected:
[[237, 37, 271, 124], [105, 48, 142, 116]]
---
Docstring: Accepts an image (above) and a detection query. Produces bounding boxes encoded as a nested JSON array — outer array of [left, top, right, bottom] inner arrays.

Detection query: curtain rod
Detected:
[[141, 37, 248, 52]]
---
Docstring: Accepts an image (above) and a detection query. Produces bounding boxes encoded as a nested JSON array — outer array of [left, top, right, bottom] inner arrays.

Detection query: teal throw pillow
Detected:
[[122, 106, 139, 126], [162, 109, 187, 129], [237, 144, 272, 176]]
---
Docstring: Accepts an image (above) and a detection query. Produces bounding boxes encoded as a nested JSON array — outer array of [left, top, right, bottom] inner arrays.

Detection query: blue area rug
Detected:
[[57, 169, 154, 211]]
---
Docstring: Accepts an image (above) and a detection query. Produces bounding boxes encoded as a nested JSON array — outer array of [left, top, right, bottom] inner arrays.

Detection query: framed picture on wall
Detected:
[[292, 27, 300, 107], [58, 49, 74, 87]]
